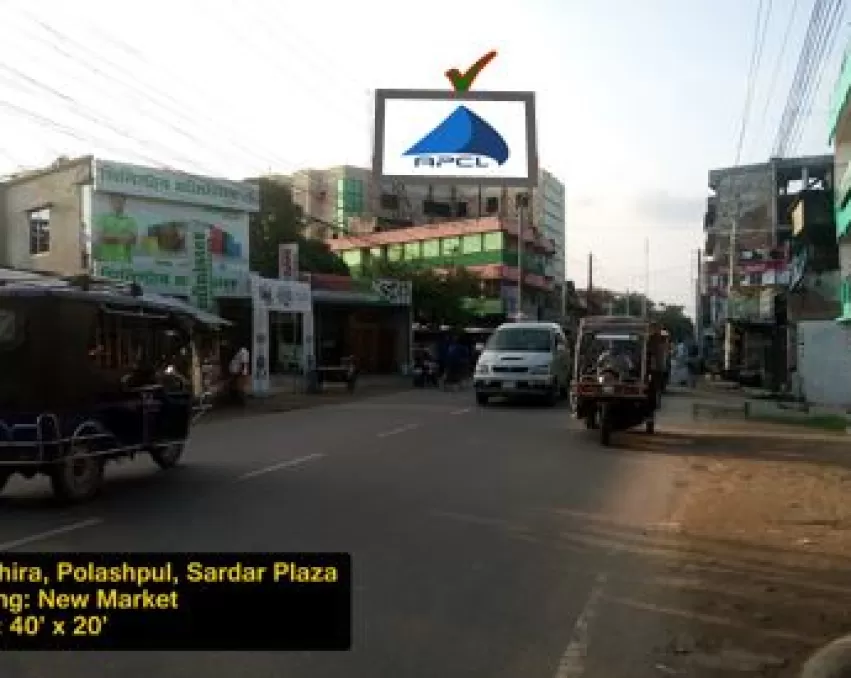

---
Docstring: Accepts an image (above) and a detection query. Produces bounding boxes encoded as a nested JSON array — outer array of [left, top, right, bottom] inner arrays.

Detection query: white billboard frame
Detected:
[[372, 89, 538, 188]]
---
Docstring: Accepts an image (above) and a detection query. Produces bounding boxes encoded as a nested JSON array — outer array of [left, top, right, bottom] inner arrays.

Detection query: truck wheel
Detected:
[[476, 392, 489, 406], [600, 405, 612, 446], [151, 442, 185, 470], [50, 444, 104, 503], [585, 408, 598, 429]]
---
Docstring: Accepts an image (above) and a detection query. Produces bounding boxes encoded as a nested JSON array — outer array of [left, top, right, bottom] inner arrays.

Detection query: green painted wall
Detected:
[[840, 276, 851, 321]]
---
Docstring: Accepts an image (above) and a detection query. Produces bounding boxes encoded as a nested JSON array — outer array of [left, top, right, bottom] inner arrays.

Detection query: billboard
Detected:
[[91, 193, 250, 298], [94, 160, 260, 212], [373, 89, 538, 187]]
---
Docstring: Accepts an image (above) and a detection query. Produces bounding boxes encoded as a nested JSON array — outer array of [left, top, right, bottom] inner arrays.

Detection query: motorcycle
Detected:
[[412, 358, 439, 388]]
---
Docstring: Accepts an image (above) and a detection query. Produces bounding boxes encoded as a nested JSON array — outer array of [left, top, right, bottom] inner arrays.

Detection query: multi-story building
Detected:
[[274, 165, 567, 322], [700, 155, 832, 389], [828, 48, 851, 324]]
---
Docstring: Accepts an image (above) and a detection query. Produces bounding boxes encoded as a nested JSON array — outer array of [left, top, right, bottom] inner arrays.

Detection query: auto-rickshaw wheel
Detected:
[[599, 405, 612, 446], [151, 443, 185, 470], [49, 444, 104, 502]]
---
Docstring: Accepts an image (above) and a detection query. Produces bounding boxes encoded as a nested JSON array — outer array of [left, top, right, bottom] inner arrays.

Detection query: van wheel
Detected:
[[151, 443, 185, 470], [50, 444, 104, 503], [544, 385, 559, 407]]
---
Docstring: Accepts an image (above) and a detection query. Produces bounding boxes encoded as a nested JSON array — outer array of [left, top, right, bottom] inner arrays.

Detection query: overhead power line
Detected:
[[787, 0, 847, 153], [755, 0, 800, 143], [735, 0, 773, 164], [771, 0, 845, 157]]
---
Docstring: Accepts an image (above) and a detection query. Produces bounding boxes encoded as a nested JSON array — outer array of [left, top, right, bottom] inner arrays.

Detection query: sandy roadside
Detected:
[[641, 412, 851, 676]]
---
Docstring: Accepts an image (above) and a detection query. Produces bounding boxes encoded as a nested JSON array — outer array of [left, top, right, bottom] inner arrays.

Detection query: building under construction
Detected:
[[699, 154, 833, 389]]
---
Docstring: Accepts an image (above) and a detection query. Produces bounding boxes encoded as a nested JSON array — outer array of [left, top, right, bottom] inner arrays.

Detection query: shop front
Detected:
[[309, 275, 413, 374], [250, 274, 314, 395], [85, 159, 257, 318]]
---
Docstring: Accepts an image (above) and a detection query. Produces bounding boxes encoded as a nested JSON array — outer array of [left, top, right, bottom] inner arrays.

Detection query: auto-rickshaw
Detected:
[[570, 316, 657, 446], [0, 272, 226, 502]]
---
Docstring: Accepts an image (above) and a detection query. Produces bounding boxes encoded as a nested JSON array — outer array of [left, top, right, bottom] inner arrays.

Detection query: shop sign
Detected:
[[189, 228, 214, 311], [94, 159, 259, 212]]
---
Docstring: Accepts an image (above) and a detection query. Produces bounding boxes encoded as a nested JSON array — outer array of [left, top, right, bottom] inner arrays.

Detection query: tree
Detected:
[[248, 178, 349, 278], [651, 304, 694, 343], [587, 287, 694, 342], [364, 259, 481, 328]]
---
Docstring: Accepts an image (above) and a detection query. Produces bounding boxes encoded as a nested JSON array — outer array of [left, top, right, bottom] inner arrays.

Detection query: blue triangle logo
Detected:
[[404, 105, 509, 166]]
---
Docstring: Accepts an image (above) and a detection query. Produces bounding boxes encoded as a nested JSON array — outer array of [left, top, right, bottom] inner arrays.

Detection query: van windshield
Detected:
[[486, 327, 552, 352]]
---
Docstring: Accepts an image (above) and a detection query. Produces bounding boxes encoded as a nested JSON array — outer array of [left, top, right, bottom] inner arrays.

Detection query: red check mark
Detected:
[[445, 51, 498, 92]]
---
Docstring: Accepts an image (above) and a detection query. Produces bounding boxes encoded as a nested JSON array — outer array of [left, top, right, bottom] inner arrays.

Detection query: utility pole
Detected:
[[516, 193, 527, 319], [723, 207, 739, 372], [695, 248, 703, 357], [586, 252, 593, 315], [642, 238, 650, 318], [625, 290, 631, 316]]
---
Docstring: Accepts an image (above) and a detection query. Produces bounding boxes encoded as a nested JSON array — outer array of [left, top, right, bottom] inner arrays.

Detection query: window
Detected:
[[422, 239, 440, 258], [462, 234, 482, 253], [483, 232, 503, 251], [29, 208, 50, 255], [387, 244, 403, 261], [404, 242, 421, 260], [369, 247, 384, 261], [442, 237, 461, 257], [342, 250, 362, 267], [485, 197, 499, 214], [89, 311, 186, 373]]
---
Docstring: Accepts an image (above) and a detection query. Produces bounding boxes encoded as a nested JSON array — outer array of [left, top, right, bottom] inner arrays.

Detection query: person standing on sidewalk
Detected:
[[228, 344, 250, 405], [686, 343, 700, 388]]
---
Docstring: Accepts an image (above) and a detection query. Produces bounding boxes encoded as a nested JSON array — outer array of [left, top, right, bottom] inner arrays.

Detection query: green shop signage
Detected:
[[189, 230, 214, 311], [94, 159, 260, 212], [95, 263, 243, 298]]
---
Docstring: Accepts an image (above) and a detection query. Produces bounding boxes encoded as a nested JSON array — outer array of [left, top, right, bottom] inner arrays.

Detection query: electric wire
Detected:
[[735, 0, 770, 164], [754, 0, 801, 147], [788, 0, 847, 153], [785, 0, 840, 151], [772, 0, 831, 156]]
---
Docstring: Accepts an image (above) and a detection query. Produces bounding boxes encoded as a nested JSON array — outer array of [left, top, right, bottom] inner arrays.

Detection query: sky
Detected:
[[0, 0, 848, 317]]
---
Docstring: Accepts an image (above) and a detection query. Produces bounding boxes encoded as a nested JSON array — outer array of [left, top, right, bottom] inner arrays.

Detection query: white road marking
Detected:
[[0, 518, 104, 552], [553, 572, 608, 678], [376, 423, 420, 438], [450, 407, 471, 415], [237, 453, 325, 481]]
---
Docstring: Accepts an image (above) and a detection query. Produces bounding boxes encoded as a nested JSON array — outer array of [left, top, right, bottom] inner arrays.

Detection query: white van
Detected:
[[473, 322, 571, 406]]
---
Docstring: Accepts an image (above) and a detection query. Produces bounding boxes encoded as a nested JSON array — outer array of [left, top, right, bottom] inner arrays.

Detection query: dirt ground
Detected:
[[641, 419, 851, 676]]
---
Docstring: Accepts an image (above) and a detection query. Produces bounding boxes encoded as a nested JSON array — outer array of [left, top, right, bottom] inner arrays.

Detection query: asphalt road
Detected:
[[0, 388, 690, 678]]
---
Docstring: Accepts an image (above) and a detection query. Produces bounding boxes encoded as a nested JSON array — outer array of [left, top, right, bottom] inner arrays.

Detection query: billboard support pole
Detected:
[[517, 199, 524, 319]]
